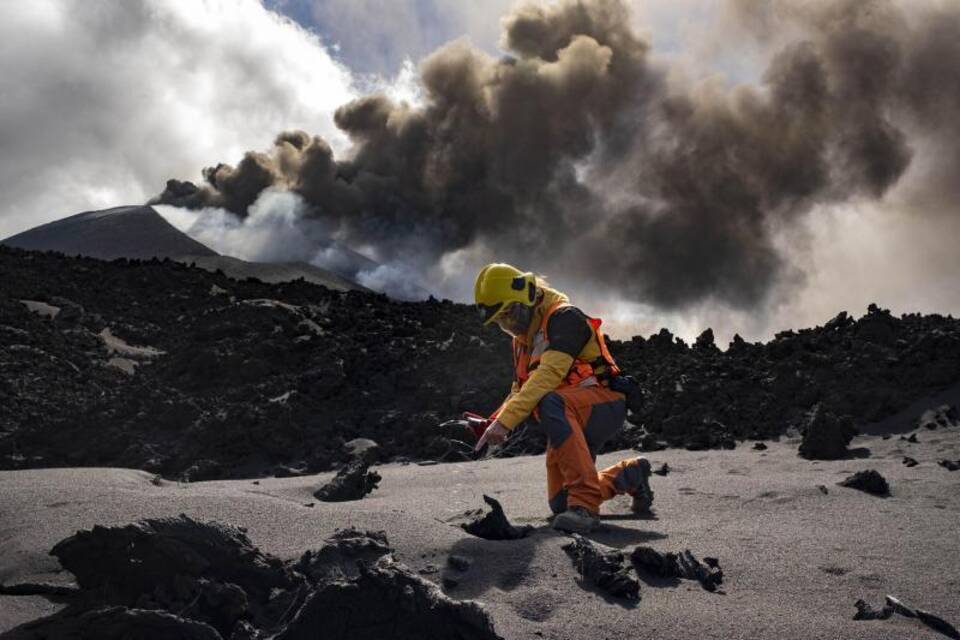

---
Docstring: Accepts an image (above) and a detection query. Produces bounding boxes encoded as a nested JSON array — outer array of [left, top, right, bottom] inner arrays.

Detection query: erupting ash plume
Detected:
[[152, 0, 960, 313]]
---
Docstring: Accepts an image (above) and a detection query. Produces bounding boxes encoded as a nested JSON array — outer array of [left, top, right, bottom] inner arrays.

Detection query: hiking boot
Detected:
[[552, 506, 600, 534], [629, 457, 654, 514]]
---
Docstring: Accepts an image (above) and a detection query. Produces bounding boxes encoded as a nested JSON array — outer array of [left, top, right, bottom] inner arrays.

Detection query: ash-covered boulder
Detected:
[[273, 555, 504, 640], [799, 404, 857, 460], [562, 535, 640, 601], [313, 459, 381, 502], [838, 469, 890, 496], [292, 528, 392, 583], [49, 514, 300, 636]]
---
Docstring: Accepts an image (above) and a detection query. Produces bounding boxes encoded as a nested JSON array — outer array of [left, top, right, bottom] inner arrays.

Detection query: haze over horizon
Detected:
[[3, 0, 959, 343]]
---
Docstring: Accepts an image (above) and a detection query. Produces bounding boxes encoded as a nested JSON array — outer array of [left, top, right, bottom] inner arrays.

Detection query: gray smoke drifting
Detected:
[[152, 0, 960, 313]]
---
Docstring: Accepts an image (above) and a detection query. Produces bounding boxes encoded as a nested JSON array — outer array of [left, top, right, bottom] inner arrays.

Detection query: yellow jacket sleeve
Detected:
[[495, 350, 575, 429]]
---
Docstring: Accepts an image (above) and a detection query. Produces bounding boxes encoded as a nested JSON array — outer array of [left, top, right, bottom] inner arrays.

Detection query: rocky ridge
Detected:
[[2, 246, 959, 479]]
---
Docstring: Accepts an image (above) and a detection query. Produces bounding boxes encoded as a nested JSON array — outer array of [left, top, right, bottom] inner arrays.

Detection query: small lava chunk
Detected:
[[562, 535, 640, 601], [460, 495, 533, 541], [313, 459, 381, 502], [631, 547, 724, 592], [838, 470, 890, 496]]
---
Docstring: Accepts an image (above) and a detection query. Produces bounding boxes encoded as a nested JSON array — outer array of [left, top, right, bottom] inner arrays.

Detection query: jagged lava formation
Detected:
[[2, 245, 959, 478]]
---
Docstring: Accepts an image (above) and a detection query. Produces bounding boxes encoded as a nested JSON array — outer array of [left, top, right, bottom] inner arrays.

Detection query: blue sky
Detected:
[[263, 0, 510, 75]]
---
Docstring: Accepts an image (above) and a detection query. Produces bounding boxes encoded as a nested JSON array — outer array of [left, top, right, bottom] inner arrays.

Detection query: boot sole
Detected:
[[551, 515, 599, 534]]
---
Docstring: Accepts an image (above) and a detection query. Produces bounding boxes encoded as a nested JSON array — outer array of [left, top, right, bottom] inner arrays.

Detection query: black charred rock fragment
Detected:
[[313, 459, 381, 502], [799, 404, 857, 460], [938, 459, 960, 471], [753, 442, 768, 450], [460, 495, 533, 540], [917, 404, 960, 430], [653, 463, 670, 476], [838, 470, 890, 496], [901, 433, 919, 443], [630, 547, 724, 592], [817, 484, 829, 494], [855, 596, 960, 640], [273, 555, 503, 640], [562, 535, 640, 601], [902, 456, 919, 467]]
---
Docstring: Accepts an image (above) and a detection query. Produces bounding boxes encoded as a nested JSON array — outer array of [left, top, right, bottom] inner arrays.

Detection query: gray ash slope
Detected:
[[1, 205, 218, 261], [1, 205, 369, 294], [2, 245, 959, 479]]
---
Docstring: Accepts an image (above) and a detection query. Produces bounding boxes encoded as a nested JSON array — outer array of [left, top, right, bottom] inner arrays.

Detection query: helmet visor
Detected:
[[494, 302, 533, 338], [477, 301, 504, 325]]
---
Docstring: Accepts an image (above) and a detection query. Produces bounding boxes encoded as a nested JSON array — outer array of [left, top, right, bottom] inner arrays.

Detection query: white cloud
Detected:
[[158, 188, 331, 262], [299, 0, 515, 75], [0, 0, 356, 239]]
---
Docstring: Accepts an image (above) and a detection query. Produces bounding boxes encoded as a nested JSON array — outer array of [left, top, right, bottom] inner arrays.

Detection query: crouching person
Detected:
[[473, 263, 654, 534]]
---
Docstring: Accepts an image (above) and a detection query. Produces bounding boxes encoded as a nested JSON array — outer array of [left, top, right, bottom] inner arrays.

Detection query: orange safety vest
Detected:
[[512, 302, 621, 390]]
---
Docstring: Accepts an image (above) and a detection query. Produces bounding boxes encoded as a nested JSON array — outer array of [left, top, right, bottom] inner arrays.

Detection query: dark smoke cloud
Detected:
[[152, 0, 960, 311]]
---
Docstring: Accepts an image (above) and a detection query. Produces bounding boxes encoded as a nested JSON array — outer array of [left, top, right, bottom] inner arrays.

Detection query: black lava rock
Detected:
[[562, 535, 640, 601], [838, 470, 890, 496], [799, 404, 857, 460], [460, 495, 532, 541], [314, 459, 381, 502], [630, 547, 723, 592]]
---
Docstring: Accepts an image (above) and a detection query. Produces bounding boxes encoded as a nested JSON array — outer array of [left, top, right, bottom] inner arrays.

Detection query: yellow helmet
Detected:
[[474, 263, 537, 325]]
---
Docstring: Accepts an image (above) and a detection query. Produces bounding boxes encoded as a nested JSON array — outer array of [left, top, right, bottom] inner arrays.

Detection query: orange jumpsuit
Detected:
[[493, 286, 648, 515]]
